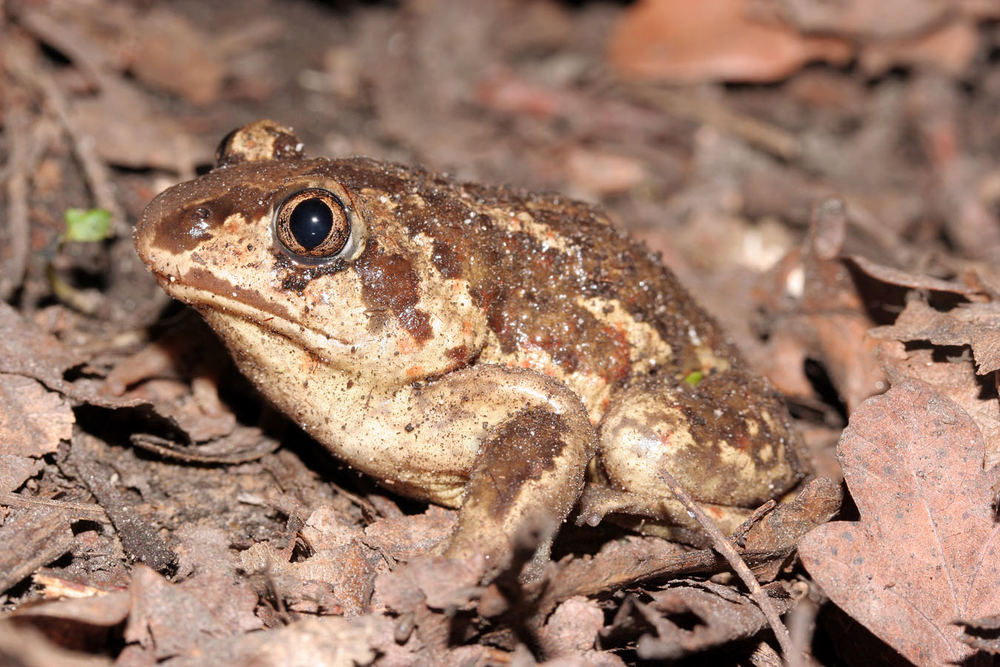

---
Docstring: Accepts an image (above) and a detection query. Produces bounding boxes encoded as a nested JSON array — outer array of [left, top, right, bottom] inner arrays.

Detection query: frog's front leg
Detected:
[[409, 366, 597, 580], [583, 369, 804, 544]]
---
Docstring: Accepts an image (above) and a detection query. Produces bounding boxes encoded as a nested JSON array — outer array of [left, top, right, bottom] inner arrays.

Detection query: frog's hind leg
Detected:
[[583, 369, 804, 544], [414, 365, 599, 583], [444, 404, 596, 581]]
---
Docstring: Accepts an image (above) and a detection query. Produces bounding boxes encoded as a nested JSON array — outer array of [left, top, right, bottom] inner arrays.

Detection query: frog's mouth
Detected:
[[149, 268, 357, 354]]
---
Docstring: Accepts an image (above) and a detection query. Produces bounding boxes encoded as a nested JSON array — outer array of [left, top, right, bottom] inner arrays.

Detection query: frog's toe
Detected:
[[576, 484, 753, 545], [575, 486, 668, 527]]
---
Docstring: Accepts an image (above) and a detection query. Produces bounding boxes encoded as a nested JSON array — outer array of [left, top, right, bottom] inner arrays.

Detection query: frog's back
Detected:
[[313, 157, 743, 415]]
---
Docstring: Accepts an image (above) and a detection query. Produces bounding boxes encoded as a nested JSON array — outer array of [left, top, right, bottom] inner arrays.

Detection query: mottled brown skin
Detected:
[[135, 120, 804, 577]]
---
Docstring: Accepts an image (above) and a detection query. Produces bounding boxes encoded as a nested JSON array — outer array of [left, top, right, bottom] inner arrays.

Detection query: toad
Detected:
[[135, 120, 804, 578]]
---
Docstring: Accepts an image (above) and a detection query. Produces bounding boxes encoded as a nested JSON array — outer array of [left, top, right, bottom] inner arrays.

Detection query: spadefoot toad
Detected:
[[135, 120, 803, 576]]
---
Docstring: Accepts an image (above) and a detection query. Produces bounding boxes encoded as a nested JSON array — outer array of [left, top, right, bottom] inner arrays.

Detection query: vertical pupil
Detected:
[[289, 199, 333, 250]]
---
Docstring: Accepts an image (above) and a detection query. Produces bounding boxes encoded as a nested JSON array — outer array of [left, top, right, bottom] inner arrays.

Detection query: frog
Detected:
[[134, 119, 804, 579]]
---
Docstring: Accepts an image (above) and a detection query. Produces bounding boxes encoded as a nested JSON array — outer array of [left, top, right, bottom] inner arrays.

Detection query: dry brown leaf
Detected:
[[373, 554, 485, 614], [537, 596, 604, 657], [71, 81, 202, 171], [776, 0, 984, 75], [0, 507, 75, 596], [130, 8, 226, 106], [237, 506, 378, 616], [363, 505, 456, 562], [756, 206, 887, 412], [11, 591, 131, 628], [807, 312, 886, 412], [608, 0, 851, 83], [742, 476, 842, 569], [122, 564, 259, 661], [105, 325, 251, 447], [0, 303, 80, 391], [859, 18, 980, 76], [614, 580, 796, 660], [152, 616, 383, 667], [962, 0, 1000, 18], [533, 535, 689, 614], [296, 506, 379, 615], [240, 542, 355, 616], [149, 392, 237, 444], [848, 255, 979, 296], [875, 342, 1000, 461], [0, 619, 109, 667], [130, 425, 279, 464], [12, 2, 204, 171], [799, 379, 1000, 666], [0, 454, 43, 494], [872, 298, 1000, 374], [0, 374, 74, 457], [776, 0, 950, 39]]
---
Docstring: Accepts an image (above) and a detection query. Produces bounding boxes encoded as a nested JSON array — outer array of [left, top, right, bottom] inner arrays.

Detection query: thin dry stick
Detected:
[[34, 71, 126, 236], [5, 42, 125, 236], [629, 85, 802, 161], [0, 493, 108, 521], [658, 469, 801, 666], [0, 104, 30, 300]]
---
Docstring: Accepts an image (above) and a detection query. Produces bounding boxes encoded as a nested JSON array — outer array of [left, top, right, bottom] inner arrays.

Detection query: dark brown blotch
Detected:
[[378, 167, 728, 385], [275, 254, 350, 292], [464, 231, 633, 384], [353, 240, 433, 343], [431, 239, 464, 279], [148, 183, 270, 256], [473, 408, 570, 517], [183, 266, 295, 324]]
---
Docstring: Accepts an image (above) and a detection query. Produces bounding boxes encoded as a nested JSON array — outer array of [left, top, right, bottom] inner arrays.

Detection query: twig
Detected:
[[0, 103, 30, 300], [35, 71, 127, 236], [0, 492, 108, 521], [532, 476, 844, 622], [657, 469, 801, 665], [628, 84, 802, 161], [5, 38, 126, 236]]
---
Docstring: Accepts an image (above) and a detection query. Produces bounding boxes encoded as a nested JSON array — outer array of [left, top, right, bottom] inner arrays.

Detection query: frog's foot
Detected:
[[576, 485, 753, 546], [373, 388, 597, 619]]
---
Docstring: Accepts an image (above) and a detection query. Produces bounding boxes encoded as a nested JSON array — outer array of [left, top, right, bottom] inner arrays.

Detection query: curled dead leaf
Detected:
[[799, 379, 1000, 666], [871, 297, 1000, 374]]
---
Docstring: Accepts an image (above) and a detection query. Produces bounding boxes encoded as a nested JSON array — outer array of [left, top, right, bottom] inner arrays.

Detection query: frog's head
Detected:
[[135, 120, 482, 386]]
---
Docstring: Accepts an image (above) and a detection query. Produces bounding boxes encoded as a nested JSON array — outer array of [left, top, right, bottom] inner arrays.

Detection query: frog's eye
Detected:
[[275, 188, 353, 260]]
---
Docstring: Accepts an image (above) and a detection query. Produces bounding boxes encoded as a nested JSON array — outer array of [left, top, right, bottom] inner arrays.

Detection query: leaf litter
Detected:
[[3, 0, 1000, 664]]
